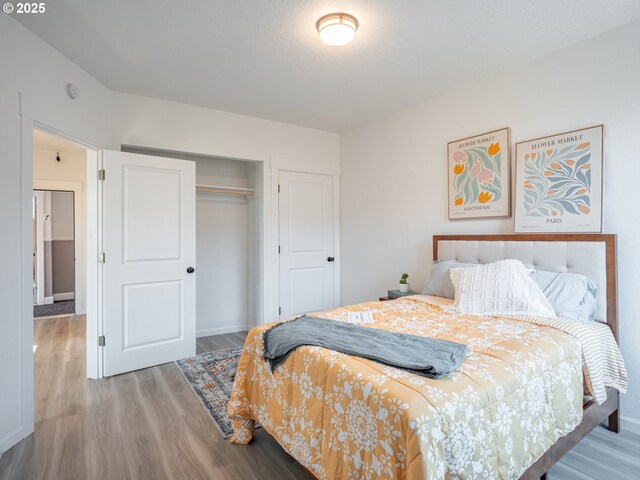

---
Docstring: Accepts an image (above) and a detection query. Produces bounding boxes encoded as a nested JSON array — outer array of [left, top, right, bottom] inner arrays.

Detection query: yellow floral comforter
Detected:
[[228, 296, 584, 479]]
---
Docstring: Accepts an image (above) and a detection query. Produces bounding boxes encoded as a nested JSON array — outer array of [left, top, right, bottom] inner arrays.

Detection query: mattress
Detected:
[[228, 295, 620, 479]]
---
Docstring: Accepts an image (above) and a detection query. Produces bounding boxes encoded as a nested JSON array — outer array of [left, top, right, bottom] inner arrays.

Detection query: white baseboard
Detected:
[[196, 324, 248, 338], [622, 414, 640, 435], [53, 292, 74, 301], [44, 296, 54, 305], [1, 426, 24, 455]]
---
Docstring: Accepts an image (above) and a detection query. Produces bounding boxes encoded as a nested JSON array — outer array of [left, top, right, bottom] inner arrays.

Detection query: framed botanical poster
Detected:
[[515, 125, 603, 233], [448, 127, 511, 219]]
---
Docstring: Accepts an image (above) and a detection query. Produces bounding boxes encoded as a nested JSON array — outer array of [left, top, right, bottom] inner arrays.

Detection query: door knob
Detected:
[[187, 267, 195, 274], [327, 257, 335, 262]]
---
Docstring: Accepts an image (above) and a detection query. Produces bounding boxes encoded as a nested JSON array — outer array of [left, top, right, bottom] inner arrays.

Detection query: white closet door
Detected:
[[33, 191, 45, 305], [278, 171, 335, 319], [102, 150, 196, 376]]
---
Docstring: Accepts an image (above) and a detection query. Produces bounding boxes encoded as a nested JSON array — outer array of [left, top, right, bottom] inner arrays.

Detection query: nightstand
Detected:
[[386, 290, 418, 300], [380, 290, 418, 301]]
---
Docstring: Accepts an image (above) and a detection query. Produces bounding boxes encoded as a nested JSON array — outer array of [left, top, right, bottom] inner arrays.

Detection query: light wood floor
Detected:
[[0, 315, 638, 479], [0, 315, 309, 480]]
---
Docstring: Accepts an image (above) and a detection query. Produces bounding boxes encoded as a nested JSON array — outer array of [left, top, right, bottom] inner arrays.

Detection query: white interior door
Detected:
[[278, 171, 335, 319], [33, 191, 45, 306], [102, 150, 196, 376]]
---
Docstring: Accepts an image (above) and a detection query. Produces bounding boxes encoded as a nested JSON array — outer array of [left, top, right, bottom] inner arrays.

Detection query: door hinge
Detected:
[[98, 169, 106, 181], [278, 184, 280, 193], [279, 307, 282, 315], [98, 252, 106, 263], [98, 335, 106, 347], [278, 245, 281, 254]]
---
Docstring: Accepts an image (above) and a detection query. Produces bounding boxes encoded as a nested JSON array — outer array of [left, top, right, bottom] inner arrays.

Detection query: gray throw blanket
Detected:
[[263, 315, 467, 379]]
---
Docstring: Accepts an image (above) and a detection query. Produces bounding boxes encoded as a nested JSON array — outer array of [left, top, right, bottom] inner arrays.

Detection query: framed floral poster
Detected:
[[515, 125, 603, 233], [448, 128, 510, 219]]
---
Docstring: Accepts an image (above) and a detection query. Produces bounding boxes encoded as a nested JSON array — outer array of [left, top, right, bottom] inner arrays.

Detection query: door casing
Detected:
[[15, 107, 101, 452]]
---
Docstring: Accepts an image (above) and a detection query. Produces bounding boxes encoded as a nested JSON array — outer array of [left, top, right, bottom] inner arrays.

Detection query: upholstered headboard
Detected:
[[433, 235, 618, 338]]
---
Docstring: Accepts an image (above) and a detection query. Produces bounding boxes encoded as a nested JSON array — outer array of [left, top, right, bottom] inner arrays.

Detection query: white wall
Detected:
[[340, 20, 640, 427], [0, 15, 112, 454], [113, 92, 340, 165], [50, 191, 74, 241], [49, 191, 75, 296]]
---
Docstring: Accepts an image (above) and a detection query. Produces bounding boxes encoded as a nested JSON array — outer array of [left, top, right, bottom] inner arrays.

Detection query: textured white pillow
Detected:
[[449, 259, 556, 318]]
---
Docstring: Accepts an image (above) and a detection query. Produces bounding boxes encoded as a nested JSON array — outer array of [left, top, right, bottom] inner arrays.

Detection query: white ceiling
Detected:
[[14, 1, 640, 132]]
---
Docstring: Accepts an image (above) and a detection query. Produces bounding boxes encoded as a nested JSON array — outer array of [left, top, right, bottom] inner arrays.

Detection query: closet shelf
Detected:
[[196, 184, 255, 197]]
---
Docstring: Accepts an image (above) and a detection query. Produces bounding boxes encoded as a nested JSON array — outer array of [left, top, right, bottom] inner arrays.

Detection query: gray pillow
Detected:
[[422, 260, 478, 299], [530, 270, 598, 323]]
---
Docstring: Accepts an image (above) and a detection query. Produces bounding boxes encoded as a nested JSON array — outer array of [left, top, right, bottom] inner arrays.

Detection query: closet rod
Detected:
[[195, 184, 256, 196]]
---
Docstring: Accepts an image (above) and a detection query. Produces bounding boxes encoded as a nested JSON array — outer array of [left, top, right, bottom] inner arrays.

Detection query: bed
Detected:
[[228, 234, 626, 479]]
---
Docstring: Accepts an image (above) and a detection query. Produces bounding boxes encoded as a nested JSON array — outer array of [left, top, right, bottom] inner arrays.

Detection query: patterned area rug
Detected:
[[175, 348, 245, 439], [33, 300, 75, 318]]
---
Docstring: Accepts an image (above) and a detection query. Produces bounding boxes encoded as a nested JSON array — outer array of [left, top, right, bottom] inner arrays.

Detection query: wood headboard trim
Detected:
[[432, 234, 618, 342]]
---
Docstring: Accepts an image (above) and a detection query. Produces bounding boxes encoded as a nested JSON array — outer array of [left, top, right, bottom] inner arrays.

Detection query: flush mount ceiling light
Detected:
[[316, 13, 359, 46]]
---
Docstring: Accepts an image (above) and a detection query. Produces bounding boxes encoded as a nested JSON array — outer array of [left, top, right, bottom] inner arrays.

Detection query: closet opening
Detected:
[[121, 145, 263, 339]]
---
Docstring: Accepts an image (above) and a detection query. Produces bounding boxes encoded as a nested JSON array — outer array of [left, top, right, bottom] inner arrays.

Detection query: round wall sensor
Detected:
[[66, 83, 79, 99]]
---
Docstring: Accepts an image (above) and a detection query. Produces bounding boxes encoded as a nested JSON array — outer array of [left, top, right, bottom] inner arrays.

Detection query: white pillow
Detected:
[[449, 259, 556, 318]]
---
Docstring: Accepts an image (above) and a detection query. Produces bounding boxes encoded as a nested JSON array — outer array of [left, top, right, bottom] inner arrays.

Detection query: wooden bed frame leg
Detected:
[[608, 408, 620, 433]]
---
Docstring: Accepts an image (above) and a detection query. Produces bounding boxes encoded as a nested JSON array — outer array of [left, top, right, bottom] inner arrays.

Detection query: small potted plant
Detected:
[[399, 273, 410, 293]]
